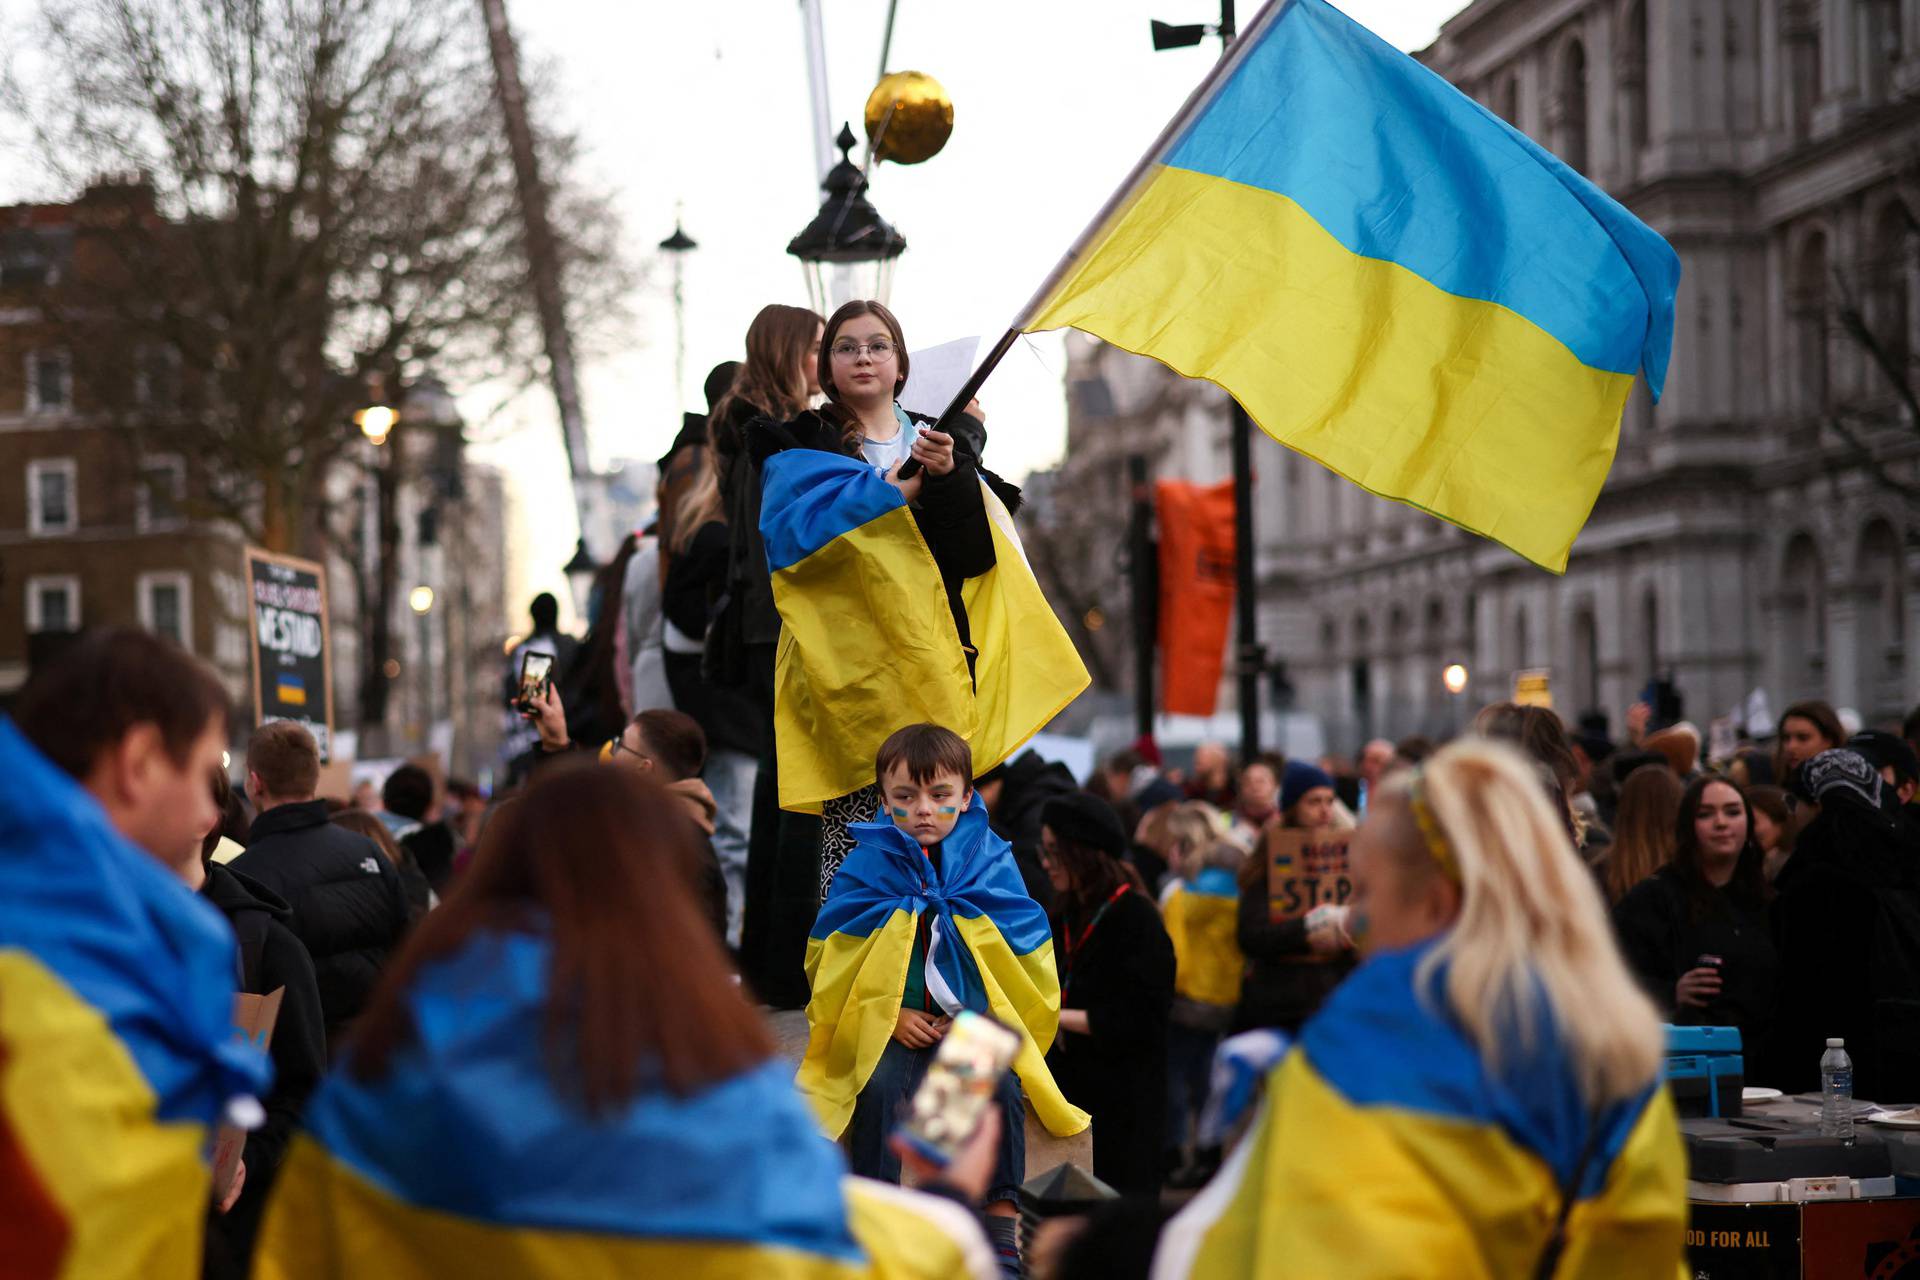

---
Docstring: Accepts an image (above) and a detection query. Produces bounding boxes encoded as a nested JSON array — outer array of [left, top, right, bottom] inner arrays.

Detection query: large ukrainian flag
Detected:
[[256, 928, 995, 1279], [762, 449, 1089, 811], [1024, 0, 1680, 572], [0, 717, 270, 1280], [799, 802, 1089, 1141], [1151, 942, 1689, 1279]]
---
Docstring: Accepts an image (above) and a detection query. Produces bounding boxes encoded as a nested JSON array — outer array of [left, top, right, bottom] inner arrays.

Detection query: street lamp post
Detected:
[[659, 216, 698, 411], [787, 123, 907, 313], [411, 586, 435, 749], [1149, 0, 1262, 764], [563, 538, 599, 627]]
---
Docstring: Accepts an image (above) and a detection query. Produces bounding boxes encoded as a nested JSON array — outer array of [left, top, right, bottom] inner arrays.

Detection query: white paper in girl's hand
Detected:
[[898, 337, 981, 419]]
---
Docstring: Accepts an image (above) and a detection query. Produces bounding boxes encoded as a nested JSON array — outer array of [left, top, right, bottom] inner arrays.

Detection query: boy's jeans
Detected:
[[846, 1035, 1026, 1207]]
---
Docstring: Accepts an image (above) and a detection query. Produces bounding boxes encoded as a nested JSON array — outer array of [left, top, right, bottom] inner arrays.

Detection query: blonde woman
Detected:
[[1155, 739, 1687, 1280]]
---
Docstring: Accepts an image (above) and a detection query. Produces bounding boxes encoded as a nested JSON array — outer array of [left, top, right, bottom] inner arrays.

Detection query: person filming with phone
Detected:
[[799, 724, 1090, 1280]]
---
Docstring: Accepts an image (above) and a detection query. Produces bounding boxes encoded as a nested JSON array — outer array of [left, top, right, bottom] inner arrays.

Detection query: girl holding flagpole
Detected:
[[749, 299, 1017, 891]]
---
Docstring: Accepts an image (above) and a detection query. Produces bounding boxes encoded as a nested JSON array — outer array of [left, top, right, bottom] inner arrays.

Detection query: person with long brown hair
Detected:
[[1039, 791, 1175, 1194], [255, 762, 999, 1279], [1773, 699, 1845, 786], [1602, 764, 1685, 904], [706, 303, 823, 1008], [1612, 774, 1777, 1064]]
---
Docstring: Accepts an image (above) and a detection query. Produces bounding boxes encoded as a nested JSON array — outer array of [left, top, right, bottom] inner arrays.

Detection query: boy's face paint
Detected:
[[881, 762, 972, 849]]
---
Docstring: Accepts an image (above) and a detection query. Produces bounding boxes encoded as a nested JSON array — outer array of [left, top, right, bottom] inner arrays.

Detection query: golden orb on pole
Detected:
[[863, 70, 953, 165]]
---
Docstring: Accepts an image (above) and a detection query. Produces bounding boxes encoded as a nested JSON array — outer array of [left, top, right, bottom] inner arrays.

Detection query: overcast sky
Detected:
[[486, 0, 1467, 613], [0, 0, 1469, 620]]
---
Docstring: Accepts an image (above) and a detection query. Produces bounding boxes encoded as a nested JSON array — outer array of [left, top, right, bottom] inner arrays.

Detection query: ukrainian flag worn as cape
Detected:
[[1152, 940, 1689, 1279], [799, 802, 1089, 1140], [0, 716, 270, 1280], [1165, 867, 1244, 1009], [761, 449, 1089, 811], [256, 927, 996, 1280]]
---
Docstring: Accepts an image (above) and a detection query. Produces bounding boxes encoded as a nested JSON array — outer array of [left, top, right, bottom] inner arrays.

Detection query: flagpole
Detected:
[[920, 0, 1296, 444]]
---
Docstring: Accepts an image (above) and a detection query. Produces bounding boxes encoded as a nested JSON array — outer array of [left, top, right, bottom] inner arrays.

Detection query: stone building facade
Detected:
[[1045, 0, 1920, 751]]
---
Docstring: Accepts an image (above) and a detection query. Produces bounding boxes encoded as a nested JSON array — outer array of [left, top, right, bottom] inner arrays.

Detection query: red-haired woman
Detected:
[[255, 762, 998, 1279]]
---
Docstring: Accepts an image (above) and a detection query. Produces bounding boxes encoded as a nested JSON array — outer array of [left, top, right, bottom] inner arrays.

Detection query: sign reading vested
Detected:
[[1266, 826, 1352, 925], [246, 548, 334, 761]]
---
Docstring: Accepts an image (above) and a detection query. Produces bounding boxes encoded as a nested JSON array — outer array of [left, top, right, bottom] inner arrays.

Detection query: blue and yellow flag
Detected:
[[1151, 941, 1689, 1279], [1024, 0, 1680, 572], [762, 449, 1089, 811], [0, 717, 270, 1280], [800, 802, 1089, 1141], [1164, 867, 1244, 1009], [256, 927, 995, 1280]]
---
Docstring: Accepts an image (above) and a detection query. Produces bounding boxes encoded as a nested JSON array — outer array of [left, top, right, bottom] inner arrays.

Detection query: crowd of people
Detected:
[[10, 294, 1920, 1279]]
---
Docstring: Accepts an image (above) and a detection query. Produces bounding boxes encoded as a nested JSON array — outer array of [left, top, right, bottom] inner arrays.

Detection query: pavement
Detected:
[[766, 1008, 1096, 1179]]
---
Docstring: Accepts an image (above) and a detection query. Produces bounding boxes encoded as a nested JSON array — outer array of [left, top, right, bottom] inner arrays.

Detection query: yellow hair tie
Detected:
[[1408, 773, 1462, 885]]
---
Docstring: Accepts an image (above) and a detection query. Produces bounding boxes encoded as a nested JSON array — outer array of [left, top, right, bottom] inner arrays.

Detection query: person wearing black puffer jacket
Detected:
[[230, 721, 409, 1051]]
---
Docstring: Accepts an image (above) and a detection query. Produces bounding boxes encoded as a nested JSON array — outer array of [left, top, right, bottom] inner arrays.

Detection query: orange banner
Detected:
[[1156, 478, 1236, 716]]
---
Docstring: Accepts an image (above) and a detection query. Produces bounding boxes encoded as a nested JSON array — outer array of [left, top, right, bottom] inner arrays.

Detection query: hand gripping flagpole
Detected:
[[897, 0, 1297, 476]]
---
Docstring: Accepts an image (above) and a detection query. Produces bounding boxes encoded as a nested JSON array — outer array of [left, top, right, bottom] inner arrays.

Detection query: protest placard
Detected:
[[210, 987, 284, 1201], [246, 548, 334, 761], [1266, 826, 1353, 924]]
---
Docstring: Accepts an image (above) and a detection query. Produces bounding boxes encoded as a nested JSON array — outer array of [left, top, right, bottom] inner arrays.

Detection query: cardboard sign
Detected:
[[1265, 826, 1353, 924], [245, 547, 334, 761], [210, 987, 284, 1201], [1513, 668, 1553, 709]]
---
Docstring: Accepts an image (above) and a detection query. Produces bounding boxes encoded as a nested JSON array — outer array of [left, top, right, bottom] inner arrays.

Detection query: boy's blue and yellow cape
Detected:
[[761, 448, 1089, 812], [257, 927, 998, 1279], [799, 802, 1090, 1140]]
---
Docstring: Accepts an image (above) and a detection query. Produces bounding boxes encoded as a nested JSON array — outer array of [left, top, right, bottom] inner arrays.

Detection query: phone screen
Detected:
[[517, 651, 554, 707], [894, 1010, 1021, 1169]]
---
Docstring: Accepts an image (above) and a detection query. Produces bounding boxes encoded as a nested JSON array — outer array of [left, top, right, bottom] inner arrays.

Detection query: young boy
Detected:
[[799, 724, 1089, 1278]]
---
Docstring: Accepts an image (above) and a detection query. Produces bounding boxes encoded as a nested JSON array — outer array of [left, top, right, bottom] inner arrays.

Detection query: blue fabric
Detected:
[[0, 717, 269, 1123], [846, 1036, 1026, 1206], [1164, 0, 1679, 392], [760, 448, 910, 574], [304, 927, 861, 1258], [858, 403, 920, 474], [1300, 939, 1652, 1199], [814, 804, 1054, 970], [1191, 866, 1238, 898]]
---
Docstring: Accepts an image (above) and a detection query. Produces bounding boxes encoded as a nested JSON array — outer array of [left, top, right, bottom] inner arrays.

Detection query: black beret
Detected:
[[1041, 791, 1128, 859]]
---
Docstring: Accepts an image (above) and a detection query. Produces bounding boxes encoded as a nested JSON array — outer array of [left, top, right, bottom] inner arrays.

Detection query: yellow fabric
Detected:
[[798, 911, 1089, 1142], [772, 505, 972, 812], [798, 910, 921, 1139], [959, 485, 1093, 777], [0, 949, 211, 1280], [1163, 885, 1244, 1008], [256, 1137, 993, 1280], [950, 913, 1089, 1138], [771, 486, 1090, 812], [1178, 1052, 1688, 1279], [1026, 165, 1637, 572]]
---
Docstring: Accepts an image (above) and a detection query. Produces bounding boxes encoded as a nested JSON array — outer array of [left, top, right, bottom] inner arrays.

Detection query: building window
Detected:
[[136, 454, 186, 531], [1555, 38, 1591, 174], [26, 457, 77, 536], [26, 575, 81, 633], [138, 571, 192, 649], [24, 349, 71, 414]]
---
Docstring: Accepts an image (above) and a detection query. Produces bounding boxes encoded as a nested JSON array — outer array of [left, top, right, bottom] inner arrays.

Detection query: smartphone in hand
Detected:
[[514, 650, 554, 714], [893, 1010, 1021, 1170]]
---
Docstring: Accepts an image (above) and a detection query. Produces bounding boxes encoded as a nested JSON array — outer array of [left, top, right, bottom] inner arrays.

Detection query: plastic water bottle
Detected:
[[1820, 1038, 1855, 1143]]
